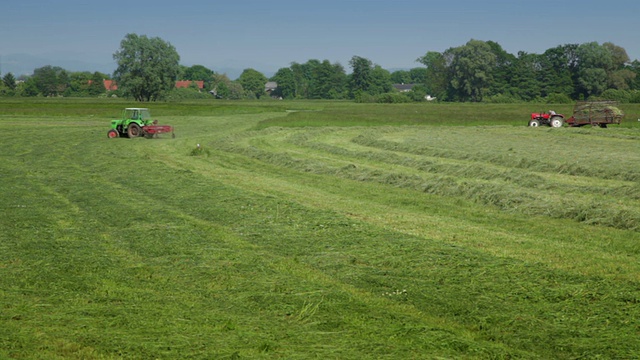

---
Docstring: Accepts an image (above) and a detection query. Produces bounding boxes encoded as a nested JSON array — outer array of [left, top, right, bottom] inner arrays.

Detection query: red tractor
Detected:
[[529, 110, 565, 128]]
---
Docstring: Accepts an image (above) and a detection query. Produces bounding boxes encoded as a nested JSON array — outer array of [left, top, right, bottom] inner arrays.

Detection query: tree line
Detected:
[[2, 34, 639, 103]]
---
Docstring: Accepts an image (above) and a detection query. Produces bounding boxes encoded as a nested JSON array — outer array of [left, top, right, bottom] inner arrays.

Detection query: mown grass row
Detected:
[[2, 101, 640, 358], [1, 124, 527, 358], [212, 125, 640, 232]]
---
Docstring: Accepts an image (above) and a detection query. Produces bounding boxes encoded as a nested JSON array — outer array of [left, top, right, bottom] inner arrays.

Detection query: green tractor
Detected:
[[107, 108, 175, 139]]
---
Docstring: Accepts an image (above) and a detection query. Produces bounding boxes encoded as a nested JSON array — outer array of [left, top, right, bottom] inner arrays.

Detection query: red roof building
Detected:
[[103, 79, 118, 91], [175, 80, 204, 89]]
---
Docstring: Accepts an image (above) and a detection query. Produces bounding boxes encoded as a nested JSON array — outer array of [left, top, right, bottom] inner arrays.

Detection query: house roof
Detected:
[[103, 79, 118, 91], [175, 80, 204, 89], [265, 81, 277, 91]]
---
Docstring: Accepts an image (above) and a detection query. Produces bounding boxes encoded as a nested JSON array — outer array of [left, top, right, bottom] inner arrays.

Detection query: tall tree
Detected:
[[31, 65, 67, 97], [486, 41, 517, 98], [2, 72, 16, 90], [88, 72, 107, 96], [270, 67, 296, 99], [538, 44, 577, 98], [310, 60, 347, 99], [211, 73, 244, 99], [64, 71, 91, 97], [369, 65, 393, 95], [348, 55, 373, 97], [509, 52, 543, 101], [408, 67, 427, 84], [628, 60, 640, 90], [575, 42, 613, 97], [390, 70, 411, 84], [417, 51, 448, 99], [445, 40, 497, 102], [602, 42, 636, 90], [113, 33, 180, 101], [328, 62, 348, 99], [238, 68, 267, 98], [183, 65, 215, 90]]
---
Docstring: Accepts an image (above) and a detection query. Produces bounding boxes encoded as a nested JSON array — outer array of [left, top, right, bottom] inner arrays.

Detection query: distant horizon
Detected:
[[2, 0, 639, 80]]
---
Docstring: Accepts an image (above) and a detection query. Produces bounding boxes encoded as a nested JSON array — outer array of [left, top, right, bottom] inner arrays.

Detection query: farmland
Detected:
[[1, 98, 640, 359]]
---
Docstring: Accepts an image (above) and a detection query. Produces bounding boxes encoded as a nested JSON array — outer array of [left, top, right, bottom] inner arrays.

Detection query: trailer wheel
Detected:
[[107, 129, 119, 138], [550, 117, 564, 128], [127, 123, 142, 138], [528, 119, 540, 127]]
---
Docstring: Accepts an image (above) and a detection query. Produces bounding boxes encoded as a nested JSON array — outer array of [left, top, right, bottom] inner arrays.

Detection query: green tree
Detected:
[[509, 52, 543, 101], [238, 68, 267, 98], [89, 72, 108, 96], [183, 65, 215, 90], [628, 60, 640, 90], [290, 60, 319, 99], [408, 67, 427, 84], [486, 41, 517, 98], [309, 60, 347, 99], [603, 42, 635, 90], [113, 33, 180, 101], [445, 39, 496, 102], [64, 71, 91, 97], [348, 56, 373, 97], [538, 44, 577, 98], [575, 42, 612, 97], [390, 70, 411, 84], [328, 62, 348, 99], [31, 65, 68, 97], [369, 65, 393, 95], [416, 51, 448, 99], [211, 73, 244, 100], [301, 59, 321, 99], [19, 77, 39, 97], [2, 72, 17, 90], [270, 67, 296, 99]]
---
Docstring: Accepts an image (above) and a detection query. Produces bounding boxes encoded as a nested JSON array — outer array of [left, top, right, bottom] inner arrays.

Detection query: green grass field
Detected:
[[1, 99, 639, 359]]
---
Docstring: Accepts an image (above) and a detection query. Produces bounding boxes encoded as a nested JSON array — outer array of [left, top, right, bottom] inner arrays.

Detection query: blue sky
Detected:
[[2, 0, 639, 77]]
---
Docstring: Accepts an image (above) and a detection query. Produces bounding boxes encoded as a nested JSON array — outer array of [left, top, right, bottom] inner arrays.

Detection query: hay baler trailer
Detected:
[[107, 108, 175, 138], [565, 101, 624, 128]]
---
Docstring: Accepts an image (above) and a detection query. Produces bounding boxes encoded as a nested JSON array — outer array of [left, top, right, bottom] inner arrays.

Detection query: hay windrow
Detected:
[[213, 126, 640, 231]]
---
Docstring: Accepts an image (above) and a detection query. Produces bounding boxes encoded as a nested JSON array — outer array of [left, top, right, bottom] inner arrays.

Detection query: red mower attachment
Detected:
[[143, 123, 175, 139]]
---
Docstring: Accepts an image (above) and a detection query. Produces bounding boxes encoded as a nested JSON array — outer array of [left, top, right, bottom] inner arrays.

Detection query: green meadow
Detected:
[[1, 98, 639, 359]]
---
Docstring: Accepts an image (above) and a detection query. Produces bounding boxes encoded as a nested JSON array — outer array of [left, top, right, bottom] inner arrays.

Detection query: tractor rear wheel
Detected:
[[127, 123, 142, 138], [107, 129, 119, 138], [550, 117, 564, 128]]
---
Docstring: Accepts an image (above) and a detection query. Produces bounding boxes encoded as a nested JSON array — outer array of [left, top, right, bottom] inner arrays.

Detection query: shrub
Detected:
[[374, 92, 412, 103], [485, 94, 522, 103], [545, 93, 573, 104], [598, 89, 632, 103], [629, 90, 640, 104], [189, 144, 210, 157]]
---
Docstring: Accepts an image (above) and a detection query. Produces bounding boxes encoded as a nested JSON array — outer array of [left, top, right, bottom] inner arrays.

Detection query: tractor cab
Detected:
[[124, 108, 152, 123]]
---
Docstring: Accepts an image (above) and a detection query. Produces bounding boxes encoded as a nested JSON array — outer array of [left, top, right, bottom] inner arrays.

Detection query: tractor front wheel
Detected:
[[528, 119, 540, 127], [127, 123, 142, 138], [107, 129, 119, 138]]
